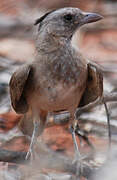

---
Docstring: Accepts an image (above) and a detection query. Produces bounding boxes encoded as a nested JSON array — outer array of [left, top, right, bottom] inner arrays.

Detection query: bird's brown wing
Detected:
[[9, 65, 32, 114], [79, 62, 103, 107]]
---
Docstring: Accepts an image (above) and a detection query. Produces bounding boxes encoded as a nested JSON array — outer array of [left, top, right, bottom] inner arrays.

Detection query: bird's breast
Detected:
[[31, 76, 87, 112], [28, 52, 88, 112]]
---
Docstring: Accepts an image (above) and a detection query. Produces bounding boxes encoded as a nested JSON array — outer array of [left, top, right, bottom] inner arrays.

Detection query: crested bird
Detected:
[[9, 7, 103, 176]]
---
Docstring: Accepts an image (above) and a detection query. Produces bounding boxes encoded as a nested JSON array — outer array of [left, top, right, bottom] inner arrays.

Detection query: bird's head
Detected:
[[35, 7, 103, 39]]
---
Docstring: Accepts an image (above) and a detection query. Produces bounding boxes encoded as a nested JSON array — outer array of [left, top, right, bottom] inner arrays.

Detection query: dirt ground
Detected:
[[0, 0, 117, 179]]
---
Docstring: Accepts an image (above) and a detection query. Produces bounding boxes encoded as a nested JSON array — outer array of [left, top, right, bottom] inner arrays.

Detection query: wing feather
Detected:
[[79, 62, 103, 107], [9, 65, 32, 114]]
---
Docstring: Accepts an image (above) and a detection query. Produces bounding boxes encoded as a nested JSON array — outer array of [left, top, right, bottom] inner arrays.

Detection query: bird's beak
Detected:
[[81, 12, 103, 24]]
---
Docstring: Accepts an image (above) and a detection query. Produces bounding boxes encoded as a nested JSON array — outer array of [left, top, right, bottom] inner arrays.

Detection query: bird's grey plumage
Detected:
[[9, 7, 103, 163]]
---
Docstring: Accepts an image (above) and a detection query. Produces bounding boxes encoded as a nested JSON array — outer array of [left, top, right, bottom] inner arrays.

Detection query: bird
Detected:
[[9, 7, 103, 176]]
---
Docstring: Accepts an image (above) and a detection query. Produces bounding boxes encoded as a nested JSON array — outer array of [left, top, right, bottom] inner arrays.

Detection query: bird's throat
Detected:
[[36, 30, 70, 54]]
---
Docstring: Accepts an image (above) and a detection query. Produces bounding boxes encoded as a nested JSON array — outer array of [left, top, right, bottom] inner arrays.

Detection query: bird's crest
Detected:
[[34, 10, 56, 26]]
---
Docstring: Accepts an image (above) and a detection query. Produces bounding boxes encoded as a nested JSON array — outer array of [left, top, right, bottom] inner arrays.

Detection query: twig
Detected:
[[103, 99, 111, 149], [103, 92, 117, 102]]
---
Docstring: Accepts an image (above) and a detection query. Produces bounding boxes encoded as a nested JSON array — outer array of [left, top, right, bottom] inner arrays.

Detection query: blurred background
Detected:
[[0, 0, 117, 179]]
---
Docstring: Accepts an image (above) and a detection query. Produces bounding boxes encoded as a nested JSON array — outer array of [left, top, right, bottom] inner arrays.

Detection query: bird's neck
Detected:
[[35, 30, 71, 54]]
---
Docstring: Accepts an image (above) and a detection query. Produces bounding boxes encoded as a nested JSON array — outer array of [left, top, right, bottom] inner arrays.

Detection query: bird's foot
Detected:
[[73, 153, 90, 179]]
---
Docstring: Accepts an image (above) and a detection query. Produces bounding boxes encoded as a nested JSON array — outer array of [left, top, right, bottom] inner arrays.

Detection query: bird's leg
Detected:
[[25, 110, 47, 160], [69, 115, 83, 178], [25, 118, 39, 160], [70, 124, 81, 160]]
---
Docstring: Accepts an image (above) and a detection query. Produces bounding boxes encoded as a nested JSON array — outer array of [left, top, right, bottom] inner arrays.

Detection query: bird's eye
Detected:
[[64, 14, 73, 21]]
